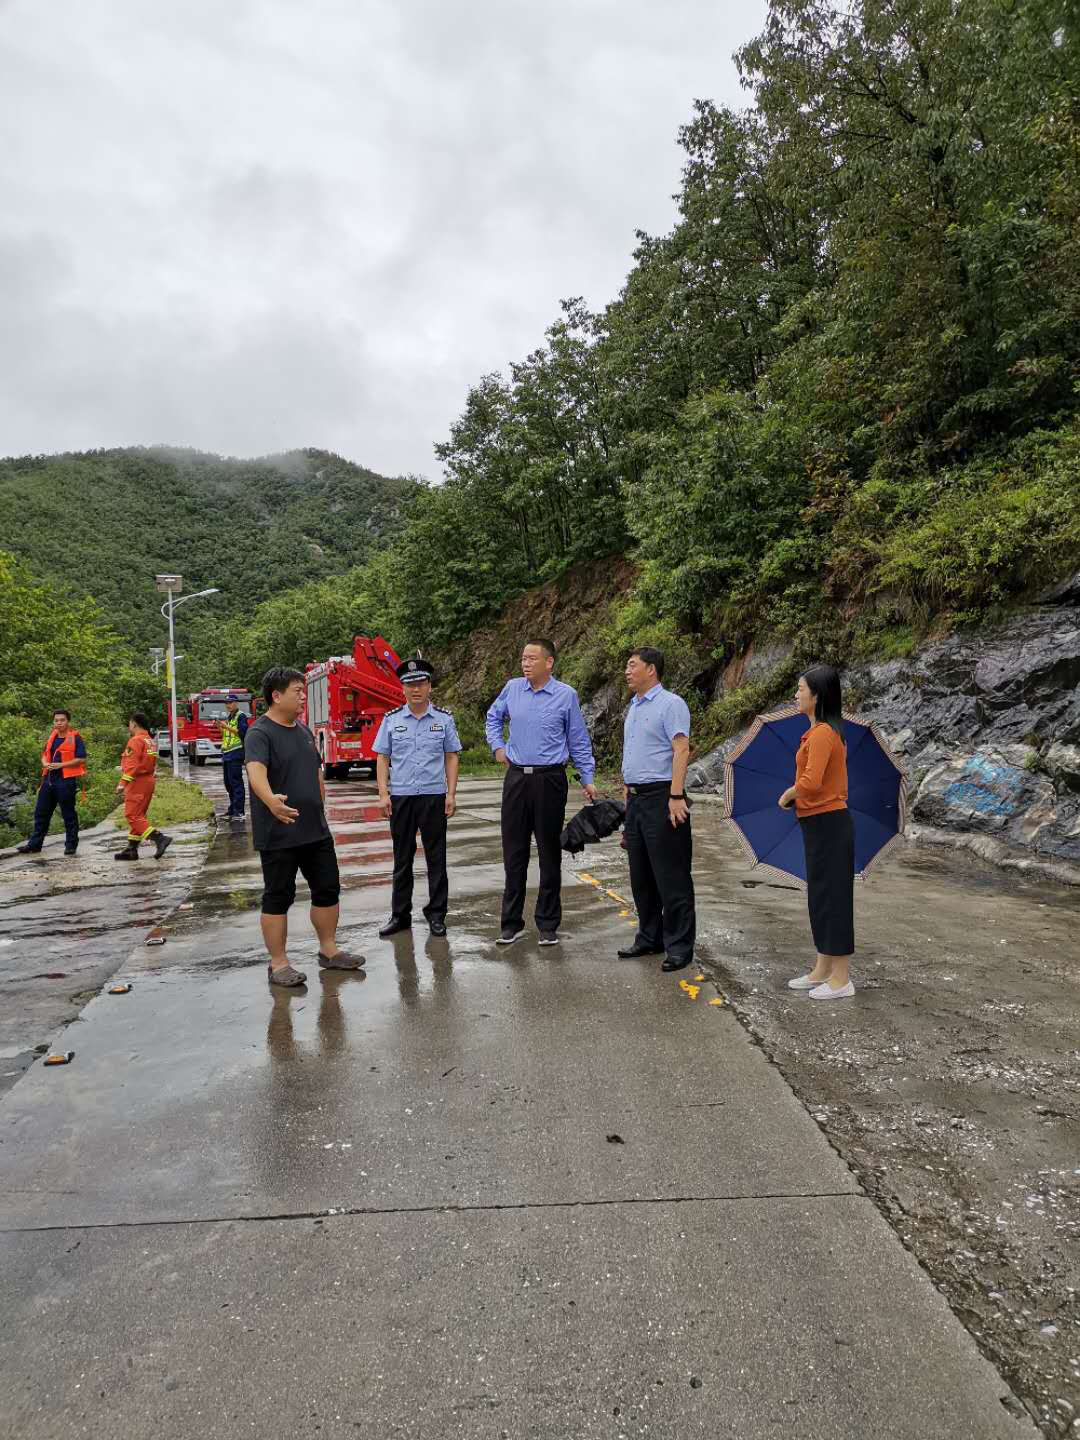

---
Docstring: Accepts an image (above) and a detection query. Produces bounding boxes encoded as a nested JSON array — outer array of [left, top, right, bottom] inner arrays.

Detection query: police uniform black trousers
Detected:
[[625, 784, 695, 961], [500, 764, 569, 933], [389, 795, 449, 925]]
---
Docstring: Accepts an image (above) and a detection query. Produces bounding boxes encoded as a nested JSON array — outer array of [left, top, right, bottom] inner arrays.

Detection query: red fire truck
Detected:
[[302, 636, 405, 779], [168, 688, 258, 765]]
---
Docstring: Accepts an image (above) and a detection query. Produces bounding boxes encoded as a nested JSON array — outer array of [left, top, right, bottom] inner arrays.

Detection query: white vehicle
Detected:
[[155, 729, 173, 759]]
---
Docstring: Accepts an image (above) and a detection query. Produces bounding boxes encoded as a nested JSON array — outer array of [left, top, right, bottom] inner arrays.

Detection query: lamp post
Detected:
[[150, 649, 183, 676], [155, 576, 219, 778]]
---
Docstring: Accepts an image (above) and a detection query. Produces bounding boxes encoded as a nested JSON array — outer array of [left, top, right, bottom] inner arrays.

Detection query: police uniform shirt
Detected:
[[621, 685, 691, 784], [373, 704, 462, 795]]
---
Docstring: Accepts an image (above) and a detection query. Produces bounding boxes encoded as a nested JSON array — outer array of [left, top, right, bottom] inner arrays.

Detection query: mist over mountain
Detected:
[[0, 445, 415, 655]]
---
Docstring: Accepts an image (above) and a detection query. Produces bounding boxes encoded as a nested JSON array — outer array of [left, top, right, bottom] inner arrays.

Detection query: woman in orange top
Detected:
[[778, 666, 855, 999]]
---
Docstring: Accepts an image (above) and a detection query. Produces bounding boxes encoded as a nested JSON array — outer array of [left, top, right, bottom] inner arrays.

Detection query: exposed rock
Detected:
[[689, 602, 1080, 872], [1043, 741, 1080, 794], [686, 735, 741, 793], [1035, 570, 1080, 606], [0, 775, 27, 825], [580, 681, 623, 739], [722, 639, 794, 691]]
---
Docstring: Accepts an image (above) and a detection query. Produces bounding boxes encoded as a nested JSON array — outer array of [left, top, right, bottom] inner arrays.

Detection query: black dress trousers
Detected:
[[625, 786, 695, 961], [500, 765, 569, 933], [389, 794, 449, 924]]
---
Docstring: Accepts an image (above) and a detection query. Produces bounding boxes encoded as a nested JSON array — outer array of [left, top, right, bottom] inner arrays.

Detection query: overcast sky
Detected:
[[0, 0, 766, 479]]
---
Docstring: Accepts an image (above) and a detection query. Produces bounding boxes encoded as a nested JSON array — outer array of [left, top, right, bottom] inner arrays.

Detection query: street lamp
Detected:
[[155, 576, 219, 778]]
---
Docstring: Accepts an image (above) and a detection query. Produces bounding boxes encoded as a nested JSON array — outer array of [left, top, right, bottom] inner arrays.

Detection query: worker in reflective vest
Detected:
[[16, 708, 87, 857], [221, 694, 250, 819], [114, 712, 173, 861]]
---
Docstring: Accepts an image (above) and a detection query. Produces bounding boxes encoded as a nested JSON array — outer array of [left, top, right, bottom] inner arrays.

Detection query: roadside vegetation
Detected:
[[108, 771, 214, 831], [0, 552, 165, 846], [186, 0, 1080, 757], [2, 1, 1078, 783]]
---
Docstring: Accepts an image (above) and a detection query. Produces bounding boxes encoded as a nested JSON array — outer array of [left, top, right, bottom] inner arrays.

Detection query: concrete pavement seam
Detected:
[[0, 1187, 864, 1235]]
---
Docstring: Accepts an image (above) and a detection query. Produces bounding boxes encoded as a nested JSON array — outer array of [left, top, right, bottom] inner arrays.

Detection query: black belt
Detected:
[[627, 781, 674, 794], [509, 762, 565, 774]]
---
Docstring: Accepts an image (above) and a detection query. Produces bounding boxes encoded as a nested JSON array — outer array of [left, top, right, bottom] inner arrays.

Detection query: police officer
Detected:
[[221, 693, 250, 819], [373, 657, 462, 938], [618, 646, 696, 972], [17, 708, 87, 857]]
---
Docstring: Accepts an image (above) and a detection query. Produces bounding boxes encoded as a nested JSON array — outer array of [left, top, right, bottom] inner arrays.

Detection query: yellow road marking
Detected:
[[578, 864, 731, 1005]]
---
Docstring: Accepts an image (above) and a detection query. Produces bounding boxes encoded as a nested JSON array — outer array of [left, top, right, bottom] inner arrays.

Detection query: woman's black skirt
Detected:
[[799, 808, 855, 957]]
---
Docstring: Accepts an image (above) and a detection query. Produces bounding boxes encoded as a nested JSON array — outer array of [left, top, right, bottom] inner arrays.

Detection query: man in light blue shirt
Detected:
[[485, 637, 596, 946], [618, 646, 696, 972], [373, 655, 462, 938]]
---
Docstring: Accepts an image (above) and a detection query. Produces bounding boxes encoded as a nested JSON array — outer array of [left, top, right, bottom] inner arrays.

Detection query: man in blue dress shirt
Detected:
[[373, 656, 462, 938], [618, 646, 696, 972], [485, 638, 596, 946]]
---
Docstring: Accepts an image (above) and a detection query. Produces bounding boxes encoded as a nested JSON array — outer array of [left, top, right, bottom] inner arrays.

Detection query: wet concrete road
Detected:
[[0, 808, 211, 1092], [0, 777, 1038, 1438], [697, 822, 1080, 1435]]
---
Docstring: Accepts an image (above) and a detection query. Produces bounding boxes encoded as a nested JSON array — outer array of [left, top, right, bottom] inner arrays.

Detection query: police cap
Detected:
[[397, 655, 435, 684]]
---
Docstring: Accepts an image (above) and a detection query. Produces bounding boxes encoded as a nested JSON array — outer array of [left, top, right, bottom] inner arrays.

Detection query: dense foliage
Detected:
[[0, 552, 165, 842], [7, 1, 1080, 773], [0, 447, 415, 655], [194, 0, 1080, 736]]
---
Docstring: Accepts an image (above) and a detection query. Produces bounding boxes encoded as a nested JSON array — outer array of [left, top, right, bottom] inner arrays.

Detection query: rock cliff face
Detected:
[[688, 576, 1080, 878], [0, 776, 26, 825]]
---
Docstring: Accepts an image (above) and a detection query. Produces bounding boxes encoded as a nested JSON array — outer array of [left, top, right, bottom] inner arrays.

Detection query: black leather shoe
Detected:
[[661, 955, 694, 973], [428, 920, 447, 937], [379, 917, 411, 938], [617, 943, 664, 959], [63, 847, 77, 856], [16, 843, 42, 855]]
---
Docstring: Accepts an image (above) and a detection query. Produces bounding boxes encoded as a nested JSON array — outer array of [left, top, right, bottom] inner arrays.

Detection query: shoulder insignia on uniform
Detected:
[[431, 704, 454, 716], [386, 704, 407, 715]]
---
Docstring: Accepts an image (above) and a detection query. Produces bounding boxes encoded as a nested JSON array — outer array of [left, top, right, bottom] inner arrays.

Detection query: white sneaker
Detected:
[[809, 980, 855, 1000], [787, 974, 822, 990]]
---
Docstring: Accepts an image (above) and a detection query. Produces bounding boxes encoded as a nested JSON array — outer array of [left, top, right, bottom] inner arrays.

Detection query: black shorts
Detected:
[[258, 835, 341, 915]]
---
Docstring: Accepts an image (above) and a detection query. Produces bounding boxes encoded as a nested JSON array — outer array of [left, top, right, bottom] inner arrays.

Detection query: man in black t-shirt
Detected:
[[244, 667, 365, 987]]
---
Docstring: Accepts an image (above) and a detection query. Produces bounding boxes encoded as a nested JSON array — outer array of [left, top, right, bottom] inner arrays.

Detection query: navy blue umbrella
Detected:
[[722, 706, 907, 886]]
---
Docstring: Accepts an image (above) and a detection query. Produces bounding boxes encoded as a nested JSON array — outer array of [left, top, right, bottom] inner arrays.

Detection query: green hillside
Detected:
[[0, 447, 416, 656], [189, 0, 1080, 745]]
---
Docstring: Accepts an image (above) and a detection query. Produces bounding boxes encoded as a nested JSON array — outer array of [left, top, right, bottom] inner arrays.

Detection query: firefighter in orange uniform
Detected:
[[114, 712, 173, 861]]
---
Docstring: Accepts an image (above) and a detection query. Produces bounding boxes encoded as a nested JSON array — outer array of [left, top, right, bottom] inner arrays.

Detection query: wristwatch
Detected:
[[669, 793, 686, 801]]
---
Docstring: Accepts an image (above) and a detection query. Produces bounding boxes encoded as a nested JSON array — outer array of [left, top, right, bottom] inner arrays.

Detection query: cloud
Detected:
[[0, 0, 766, 475]]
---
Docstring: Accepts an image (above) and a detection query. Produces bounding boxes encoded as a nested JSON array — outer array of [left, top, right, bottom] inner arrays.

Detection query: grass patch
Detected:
[[110, 771, 214, 830], [456, 744, 504, 777]]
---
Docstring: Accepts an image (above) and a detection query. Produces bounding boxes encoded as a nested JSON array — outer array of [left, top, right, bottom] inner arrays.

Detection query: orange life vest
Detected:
[[41, 729, 87, 779]]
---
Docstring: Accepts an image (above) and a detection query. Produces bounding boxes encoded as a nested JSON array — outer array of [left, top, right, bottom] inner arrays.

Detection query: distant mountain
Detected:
[[0, 446, 416, 654]]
